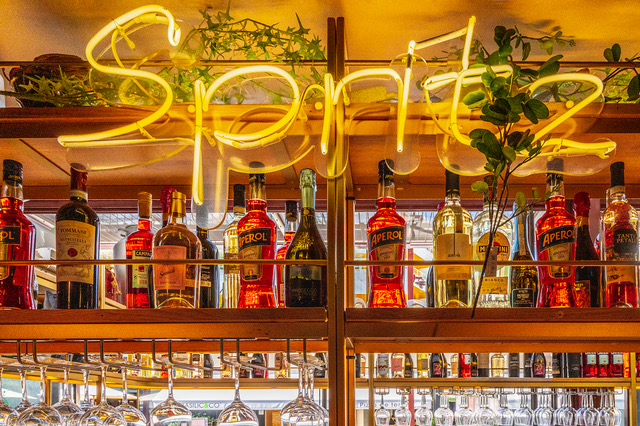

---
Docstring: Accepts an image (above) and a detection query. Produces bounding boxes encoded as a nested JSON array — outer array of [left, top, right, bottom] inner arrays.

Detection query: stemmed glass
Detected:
[[553, 389, 575, 426], [433, 393, 454, 426], [603, 390, 622, 426], [414, 388, 433, 426], [454, 394, 474, 426], [79, 365, 126, 426], [514, 390, 533, 426], [495, 390, 514, 426], [216, 364, 259, 426], [14, 369, 32, 414], [576, 391, 599, 426], [374, 388, 391, 426], [0, 369, 17, 426], [475, 393, 495, 426], [281, 364, 307, 426], [67, 369, 96, 426], [53, 367, 82, 423], [532, 390, 553, 426], [306, 367, 329, 426], [149, 364, 191, 426], [115, 368, 146, 426], [394, 389, 412, 426], [16, 366, 63, 426]]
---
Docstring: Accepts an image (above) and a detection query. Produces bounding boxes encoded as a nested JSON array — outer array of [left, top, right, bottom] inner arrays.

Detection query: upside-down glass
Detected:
[[16, 366, 63, 426], [553, 389, 575, 426], [514, 391, 533, 426], [374, 390, 391, 426], [14, 369, 32, 414], [289, 367, 324, 426], [394, 392, 412, 426], [576, 391, 599, 426], [495, 391, 514, 426], [454, 394, 474, 426], [217, 365, 259, 426], [414, 389, 433, 426], [603, 390, 622, 426], [115, 369, 146, 426], [0, 369, 17, 426], [67, 369, 94, 426], [305, 368, 329, 426], [149, 365, 191, 426], [281, 365, 306, 426], [475, 394, 496, 426], [79, 365, 126, 426], [533, 391, 553, 426], [434, 394, 454, 426], [53, 367, 83, 423]]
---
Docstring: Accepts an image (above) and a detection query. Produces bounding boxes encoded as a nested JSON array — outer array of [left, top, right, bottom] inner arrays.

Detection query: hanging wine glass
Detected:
[[575, 389, 588, 426], [305, 366, 329, 426], [513, 390, 533, 426], [281, 364, 306, 426], [495, 390, 514, 426], [433, 393, 454, 426], [79, 365, 126, 426], [16, 366, 63, 426], [475, 393, 496, 426], [577, 392, 598, 426], [414, 388, 432, 426], [149, 364, 191, 426], [115, 368, 146, 426], [533, 390, 554, 426], [217, 365, 259, 426], [553, 389, 575, 426], [605, 390, 622, 426], [14, 369, 32, 414], [67, 369, 95, 426], [0, 369, 17, 426], [374, 388, 391, 426], [53, 367, 82, 423], [454, 393, 474, 426], [394, 389, 412, 426]]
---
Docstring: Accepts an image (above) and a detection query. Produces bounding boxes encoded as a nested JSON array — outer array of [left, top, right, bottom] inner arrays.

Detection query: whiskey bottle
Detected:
[[573, 192, 601, 307], [535, 163, 576, 307], [276, 200, 297, 307], [551, 353, 563, 378], [390, 352, 405, 378], [509, 204, 538, 307], [125, 191, 154, 308], [490, 353, 505, 378], [582, 352, 597, 378], [416, 353, 430, 378], [477, 352, 490, 377], [429, 352, 446, 378], [153, 192, 201, 308], [531, 352, 546, 378], [473, 175, 513, 307], [449, 353, 459, 378], [403, 353, 413, 378], [0, 160, 36, 309], [197, 226, 219, 308], [314, 353, 326, 379], [223, 184, 245, 308], [602, 162, 639, 307], [238, 174, 277, 308], [508, 353, 520, 378], [56, 165, 100, 309], [285, 169, 328, 307], [566, 353, 582, 378], [433, 170, 473, 307], [366, 160, 406, 308]]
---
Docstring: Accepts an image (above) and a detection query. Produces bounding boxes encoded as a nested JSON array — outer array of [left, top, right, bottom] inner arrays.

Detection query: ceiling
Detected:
[[0, 0, 637, 63]]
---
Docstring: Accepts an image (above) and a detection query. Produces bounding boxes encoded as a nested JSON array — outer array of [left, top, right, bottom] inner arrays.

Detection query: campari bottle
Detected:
[[276, 201, 297, 307], [573, 192, 601, 307], [0, 160, 36, 309], [535, 162, 576, 308], [366, 160, 406, 308], [125, 191, 154, 308], [602, 161, 639, 308], [237, 173, 277, 308]]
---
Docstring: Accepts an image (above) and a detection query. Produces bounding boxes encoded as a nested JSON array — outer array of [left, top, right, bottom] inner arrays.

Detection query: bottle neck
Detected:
[[285, 220, 297, 241], [609, 186, 627, 204], [138, 217, 151, 231], [545, 179, 565, 209], [169, 210, 185, 226], [1, 179, 23, 200], [513, 211, 530, 256], [248, 181, 267, 212], [376, 178, 396, 210], [301, 184, 316, 210], [444, 191, 461, 205], [197, 228, 208, 240], [233, 206, 246, 220]]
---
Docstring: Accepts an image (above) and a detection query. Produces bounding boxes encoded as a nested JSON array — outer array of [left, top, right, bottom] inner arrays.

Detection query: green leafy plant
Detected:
[[601, 43, 640, 102]]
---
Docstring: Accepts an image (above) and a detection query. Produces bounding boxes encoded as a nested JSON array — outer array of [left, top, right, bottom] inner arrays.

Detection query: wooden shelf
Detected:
[[346, 308, 640, 352], [356, 377, 632, 389]]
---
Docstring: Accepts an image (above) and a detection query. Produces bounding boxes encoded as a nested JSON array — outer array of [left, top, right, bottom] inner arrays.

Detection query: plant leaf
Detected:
[[526, 99, 550, 119], [537, 55, 563, 77], [490, 76, 507, 93], [522, 42, 531, 61], [471, 180, 489, 194], [498, 44, 513, 58], [469, 128, 492, 139], [502, 146, 516, 163], [532, 188, 540, 199], [604, 47, 614, 63], [463, 90, 487, 108], [516, 192, 527, 209], [612, 43, 622, 62], [628, 75, 640, 101], [522, 102, 538, 124]]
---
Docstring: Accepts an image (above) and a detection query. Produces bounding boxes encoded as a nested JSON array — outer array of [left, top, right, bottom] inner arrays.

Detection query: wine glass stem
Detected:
[[0, 368, 3, 401], [167, 365, 174, 400], [83, 369, 90, 404], [20, 369, 28, 403], [121, 369, 128, 404], [63, 368, 70, 401], [233, 365, 240, 400], [100, 366, 108, 405], [39, 367, 46, 404], [297, 365, 303, 397]]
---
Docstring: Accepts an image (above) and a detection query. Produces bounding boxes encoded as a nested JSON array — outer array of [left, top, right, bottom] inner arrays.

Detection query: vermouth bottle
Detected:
[[56, 165, 100, 309], [0, 160, 36, 309], [366, 160, 406, 308], [125, 191, 154, 308], [573, 192, 601, 307], [197, 226, 219, 308], [535, 163, 576, 308], [153, 192, 201, 308], [276, 201, 297, 307], [286, 169, 327, 307], [509, 205, 538, 307], [238, 174, 277, 308], [433, 170, 473, 307], [223, 184, 245, 308], [473, 175, 512, 307], [602, 162, 639, 307]]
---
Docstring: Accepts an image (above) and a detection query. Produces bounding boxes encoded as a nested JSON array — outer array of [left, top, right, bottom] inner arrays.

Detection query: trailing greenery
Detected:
[[601, 43, 640, 102]]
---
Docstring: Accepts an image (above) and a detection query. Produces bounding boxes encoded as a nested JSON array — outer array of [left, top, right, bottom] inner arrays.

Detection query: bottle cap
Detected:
[[300, 168, 316, 188], [138, 191, 152, 218], [445, 169, 460, 194], [285, 200, 298, 222], [573, 191, 591, 217], [69, 164, 88, 198], [378, 159, 394, 183], [610, 161, 625, 189], [170, 191, 187, 217], [3, 159, 23, 183]]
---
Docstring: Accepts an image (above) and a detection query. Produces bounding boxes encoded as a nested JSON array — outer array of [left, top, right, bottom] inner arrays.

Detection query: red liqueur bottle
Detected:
[[0, 160, 36, 309], [573, 192, 601, 307], [238, 173, 277, 308], [366, 160, 406, 308], [125, 191, 154, 308], [536, 163, 576, 308]]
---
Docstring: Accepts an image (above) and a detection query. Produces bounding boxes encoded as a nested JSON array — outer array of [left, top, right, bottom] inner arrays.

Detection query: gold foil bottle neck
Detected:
[[138, 191, 152, 218], [171, 192, 187, 218]]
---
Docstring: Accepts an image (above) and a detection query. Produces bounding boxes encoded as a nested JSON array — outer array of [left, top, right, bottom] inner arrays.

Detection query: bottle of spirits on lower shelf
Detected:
[[609, 352, 624, 377], [56, 165, 100, 309], [276, 201, 297, 307], [531, 353, 546, 378], [573, 192, 601, 307], [0, 160, 36, 309], [238, 173, 277, 308], [275, 352, 288, 378], [250, 353, 267, 378], [597, 352, 610, 377], [477, 352, 490, 377], [223, 184, 245, 308], [508, 353, 519, 378], [583, 352, 598, 378], [536, 162, 576, 307], [567, 353, 582, 378], [153, 192, 201, 309], [457, 353, 468, 378], [197, 226, 219, 308], [417, 353, 429, 378], [376, 353, 389, 378], [285, 169, 328, 307], [523, 353, 532, 378], [491, 353, 505, 378], [473, 176, 512, 308], [390, 352, 405, 378], [403, 353, 413, 378], [366, 160, 406, 308], [433, 170, 473, 307], [510, 205, 538, 307], [314, 353, 326, 379], [126, 191, 153, 309], [429, 353, 446, 378], [469, 353, 478, 377], [603, 162, 639, 308], [551, 353, 563, 378]]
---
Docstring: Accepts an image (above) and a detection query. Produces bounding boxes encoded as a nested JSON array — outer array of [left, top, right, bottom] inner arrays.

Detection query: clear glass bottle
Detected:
[[376, 353, 390, 378], [390, 353, 405, 378], [416, 353, 430, 378], [473, 175, 513, 308], [153, 192, 201, 308], [491, 353, 506, 378], [223, 184, 245, 308], [509, 204, 538, 307], [276, 200, 297, 307], [125, 191, 153, 309], [433, 170, 473, 307]]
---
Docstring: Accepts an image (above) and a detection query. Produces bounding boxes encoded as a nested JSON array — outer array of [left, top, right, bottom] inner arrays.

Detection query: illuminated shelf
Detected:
[[356, 377, 632, 389]]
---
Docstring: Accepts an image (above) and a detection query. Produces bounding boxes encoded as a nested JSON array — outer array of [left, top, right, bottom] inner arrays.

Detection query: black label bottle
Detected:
[[197, 226, 219, 308], [429, 353, 446, 378], [573, 192, 601, 307], [508, 353, 520, 378], [531, 353, 546, 378], [510, 204, 538, 307]]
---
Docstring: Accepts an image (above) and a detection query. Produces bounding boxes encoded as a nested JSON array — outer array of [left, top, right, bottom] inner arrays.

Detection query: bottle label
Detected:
[[586, 353, 597, 365], [368, 226, 405, 279], [479, 276, 508, 295], [538, 225, 575, 278], [435, 233, 472, 280], [533, 359, 545, 376], [0, 226, 21, 280], [511, 288, 535, 307], [286, 265, 323, 301], [573, 280, 591, 308], [391, 356, 403, 373], [420, 358, 429, 370], [431, 361, 442, 377], [224, 252, 240, 276], [612, 353, 623, 365], [377, 354, 389, 377], [152, 245, 187, 290], [56, 220, 96, 285], [201, 265, 212, 288], [476, 231, 511, 261], [132, 249, 151, 289], [598, 353, 609, 365], [518, 222, 526, 256], [239, 228, 272, 281], [606, 228, 638, 285]]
